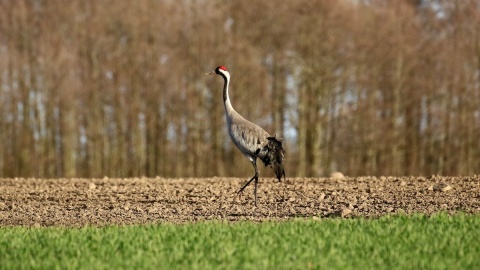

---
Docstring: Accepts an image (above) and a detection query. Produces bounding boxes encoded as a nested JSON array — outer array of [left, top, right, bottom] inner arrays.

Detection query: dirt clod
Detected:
[[433, 182, 452, 192], [330, 172, 345, 179], [0, 177, 478, 227], [341, 208, 352, 217]]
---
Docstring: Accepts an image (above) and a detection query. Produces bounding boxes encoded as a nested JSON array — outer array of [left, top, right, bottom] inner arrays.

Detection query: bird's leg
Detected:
[[236, 159, 259, 205], [254, 177, 259, 207], [237, 176, 256, 195]]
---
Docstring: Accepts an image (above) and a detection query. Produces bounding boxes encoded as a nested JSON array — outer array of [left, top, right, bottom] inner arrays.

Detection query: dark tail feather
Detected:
[[274, 162, 285, 182], [262, 135, 286, 181]]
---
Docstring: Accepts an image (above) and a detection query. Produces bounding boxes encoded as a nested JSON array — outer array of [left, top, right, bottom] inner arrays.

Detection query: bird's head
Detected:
[[204, 66, 229, 77]]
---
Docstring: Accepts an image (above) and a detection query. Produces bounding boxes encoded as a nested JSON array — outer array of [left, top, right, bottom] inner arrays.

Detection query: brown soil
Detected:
[[0, 176, 479, 227]]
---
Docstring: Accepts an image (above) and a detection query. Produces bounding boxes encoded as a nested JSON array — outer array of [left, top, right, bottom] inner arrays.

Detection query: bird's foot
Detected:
[[234, 190, 243, 199]]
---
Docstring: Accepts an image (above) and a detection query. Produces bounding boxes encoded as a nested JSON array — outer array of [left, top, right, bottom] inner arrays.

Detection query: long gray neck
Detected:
[[221, 72, 234, 117]]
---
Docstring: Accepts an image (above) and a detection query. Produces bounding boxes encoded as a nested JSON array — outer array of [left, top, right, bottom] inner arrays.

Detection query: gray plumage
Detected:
[[205, 66, 286, 206]]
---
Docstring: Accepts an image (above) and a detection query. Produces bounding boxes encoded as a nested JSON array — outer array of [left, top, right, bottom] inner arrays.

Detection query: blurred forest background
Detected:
[[0, 0, 479, 178]]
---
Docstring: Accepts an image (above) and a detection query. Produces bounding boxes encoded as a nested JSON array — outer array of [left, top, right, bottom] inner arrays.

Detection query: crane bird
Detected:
[[205, 66, 285, 206]]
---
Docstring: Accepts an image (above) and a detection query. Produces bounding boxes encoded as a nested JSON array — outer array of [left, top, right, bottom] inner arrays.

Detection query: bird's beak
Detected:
[[204, 70, 215, 76]]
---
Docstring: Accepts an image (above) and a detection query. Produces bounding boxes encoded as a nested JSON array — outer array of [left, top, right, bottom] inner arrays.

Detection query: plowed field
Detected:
[[1, 176, 479, 227]]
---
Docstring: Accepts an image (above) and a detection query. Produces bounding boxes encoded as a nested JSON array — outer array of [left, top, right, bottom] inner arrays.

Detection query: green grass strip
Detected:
[[1, 213, 479, 270]]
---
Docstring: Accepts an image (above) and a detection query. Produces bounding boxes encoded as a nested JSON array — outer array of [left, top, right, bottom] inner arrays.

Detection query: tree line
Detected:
[[0, 0, 479, 178]]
